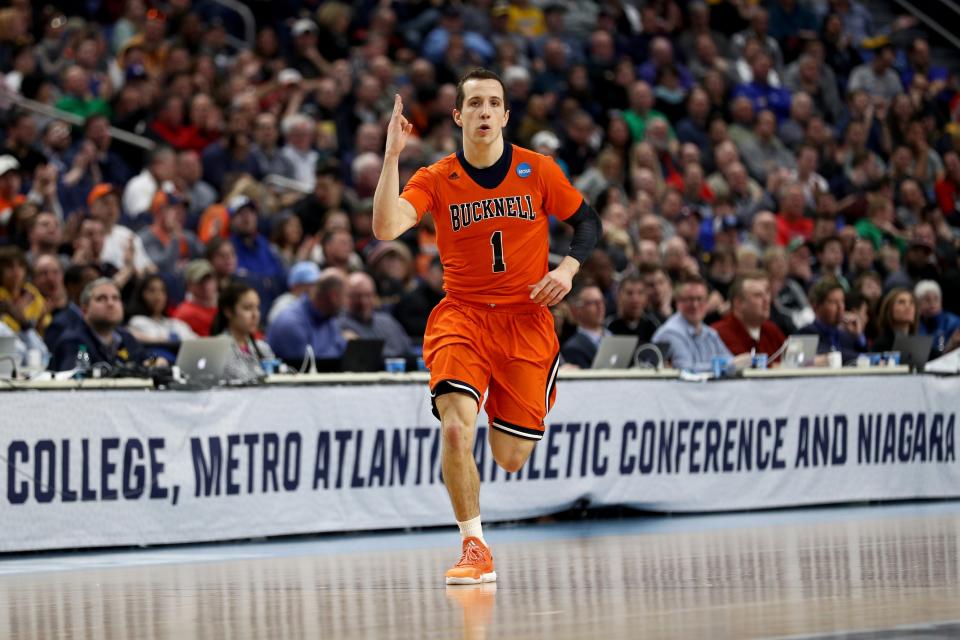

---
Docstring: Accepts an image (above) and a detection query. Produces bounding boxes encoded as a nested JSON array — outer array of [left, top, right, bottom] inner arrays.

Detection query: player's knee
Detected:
[[441, 419, 474, 455], [493, 449, 528, 473]]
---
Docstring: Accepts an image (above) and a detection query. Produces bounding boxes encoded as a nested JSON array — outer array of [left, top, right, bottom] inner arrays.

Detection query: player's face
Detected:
[[453, 79, 509, 145]]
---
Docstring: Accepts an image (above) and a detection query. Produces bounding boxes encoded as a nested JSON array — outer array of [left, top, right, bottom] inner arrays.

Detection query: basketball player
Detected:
[[373, 68, 600, 584]]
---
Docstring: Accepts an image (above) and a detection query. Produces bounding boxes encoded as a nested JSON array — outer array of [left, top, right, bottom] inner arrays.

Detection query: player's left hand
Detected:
[[528, 266, 574, 307]]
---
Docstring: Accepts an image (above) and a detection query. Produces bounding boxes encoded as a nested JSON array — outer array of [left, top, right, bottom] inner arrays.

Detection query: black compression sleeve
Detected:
[[564, 200, 601, 265]]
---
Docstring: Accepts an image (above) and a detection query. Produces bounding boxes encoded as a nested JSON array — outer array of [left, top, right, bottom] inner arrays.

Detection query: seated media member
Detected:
[[872, 288, 918, 352], [267, 267, 347, 364], [606, 273, 658, 343], [49, 278, 152, 372], [561, 284, 610, 368], [652, 275, 733, 371], [712, 270, 786, 363], [339, 271, 413, 358], [213, 280, 276, 384], [797, 277, 866, 364]]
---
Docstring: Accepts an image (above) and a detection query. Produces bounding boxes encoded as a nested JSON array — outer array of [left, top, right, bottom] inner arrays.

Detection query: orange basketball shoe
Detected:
[[445, 537, 497, 585]]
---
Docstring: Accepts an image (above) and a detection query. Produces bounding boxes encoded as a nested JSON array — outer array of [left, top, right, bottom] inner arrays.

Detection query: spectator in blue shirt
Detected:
[[267, 267, 347, 364], [652, 275, 732, 371], [797, 278, 866, 364], [733, 51, 792, 123], [229, 195, 286, 316]]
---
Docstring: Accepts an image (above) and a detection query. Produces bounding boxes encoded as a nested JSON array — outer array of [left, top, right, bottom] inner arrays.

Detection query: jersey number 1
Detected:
[[490, 231, 506, 273]]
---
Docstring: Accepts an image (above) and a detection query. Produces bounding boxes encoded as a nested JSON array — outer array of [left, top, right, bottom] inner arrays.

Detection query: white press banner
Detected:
[[1, 375, 958, 551]]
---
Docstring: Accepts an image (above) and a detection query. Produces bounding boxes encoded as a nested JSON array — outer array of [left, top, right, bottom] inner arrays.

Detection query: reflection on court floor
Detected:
[[1, 502, 958, 639]]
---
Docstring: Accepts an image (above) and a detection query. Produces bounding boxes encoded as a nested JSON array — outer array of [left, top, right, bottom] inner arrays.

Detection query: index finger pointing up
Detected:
[[393, 94, 402, 115]]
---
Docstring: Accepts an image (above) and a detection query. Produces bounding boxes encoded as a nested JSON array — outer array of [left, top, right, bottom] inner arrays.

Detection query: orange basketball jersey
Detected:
[[400, 144, 582, 305]]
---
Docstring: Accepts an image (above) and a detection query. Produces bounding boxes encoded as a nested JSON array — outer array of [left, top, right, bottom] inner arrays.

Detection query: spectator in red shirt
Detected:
[[712, 270, 787, 362], [775, 181, 813, 245], [171, 259, 218, 336]]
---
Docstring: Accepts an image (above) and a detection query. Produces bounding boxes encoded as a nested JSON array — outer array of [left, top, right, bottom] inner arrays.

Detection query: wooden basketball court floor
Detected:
[[1, 501, 958, 639]]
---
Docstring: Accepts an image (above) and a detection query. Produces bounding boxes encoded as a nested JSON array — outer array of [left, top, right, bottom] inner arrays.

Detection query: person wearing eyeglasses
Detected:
[[652, 274, 732, 371]]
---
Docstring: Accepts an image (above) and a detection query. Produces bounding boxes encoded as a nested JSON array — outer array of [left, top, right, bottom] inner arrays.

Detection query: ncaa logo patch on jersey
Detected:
[[516, 162, 532, 178]]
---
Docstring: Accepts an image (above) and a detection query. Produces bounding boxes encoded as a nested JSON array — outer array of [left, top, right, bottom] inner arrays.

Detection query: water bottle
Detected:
[[74, 345, 91, 379]]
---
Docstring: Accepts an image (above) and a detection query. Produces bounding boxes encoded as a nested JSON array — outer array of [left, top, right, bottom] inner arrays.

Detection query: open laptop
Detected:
[[782, 335, 819, 368], [341, 338, 385, 372], [893, 334, 934, 372], [175, 337, 233, 385], [0, 336, 17, 379], [591, 335, 639, 370]]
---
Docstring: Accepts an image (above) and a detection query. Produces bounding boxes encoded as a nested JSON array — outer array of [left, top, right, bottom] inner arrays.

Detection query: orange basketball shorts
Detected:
[[422, 296, 561, 441]]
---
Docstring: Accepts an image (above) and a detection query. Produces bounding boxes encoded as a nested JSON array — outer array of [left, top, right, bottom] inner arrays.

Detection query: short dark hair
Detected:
[[455, 68, 509, 112], [0, 245, 28, 275], [809, 277, 844, 307], [816, 235, 843, 253]]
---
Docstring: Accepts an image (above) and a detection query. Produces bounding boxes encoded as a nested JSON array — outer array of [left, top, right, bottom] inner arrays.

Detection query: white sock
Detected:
[[457, 515, 486, 545]]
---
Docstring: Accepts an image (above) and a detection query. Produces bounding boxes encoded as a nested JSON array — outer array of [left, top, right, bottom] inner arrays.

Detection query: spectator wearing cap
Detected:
[[290, 18, 327, 79], [797, 277, 866, 364], [652, 275, 733, 371], [228, 195, 286, 314], [712, 270, 786, 363], [340, 271, 413, 359], [172, 259, 219, 336], [267, 267, 347, 363], [122, 146, 177, 224], [267, 260, 320, 327], [139, 190, 204, 274], [88, 183, 155, 275], [915, 280, 960, 356]]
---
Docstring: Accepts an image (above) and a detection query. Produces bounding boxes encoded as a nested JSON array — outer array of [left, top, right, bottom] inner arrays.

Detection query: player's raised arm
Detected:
[[373, 94, 419, 240]]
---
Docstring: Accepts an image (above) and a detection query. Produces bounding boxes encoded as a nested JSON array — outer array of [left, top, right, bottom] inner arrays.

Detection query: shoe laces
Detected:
[[456, 540, 487, 567]]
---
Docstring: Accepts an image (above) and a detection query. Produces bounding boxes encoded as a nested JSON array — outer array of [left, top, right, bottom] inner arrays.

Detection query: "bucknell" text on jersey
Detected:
[[449, 195, 537, 232]]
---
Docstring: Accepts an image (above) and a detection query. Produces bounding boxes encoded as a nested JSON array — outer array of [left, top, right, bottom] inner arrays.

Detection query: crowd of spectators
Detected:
[[0, 0, 958, 379]]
